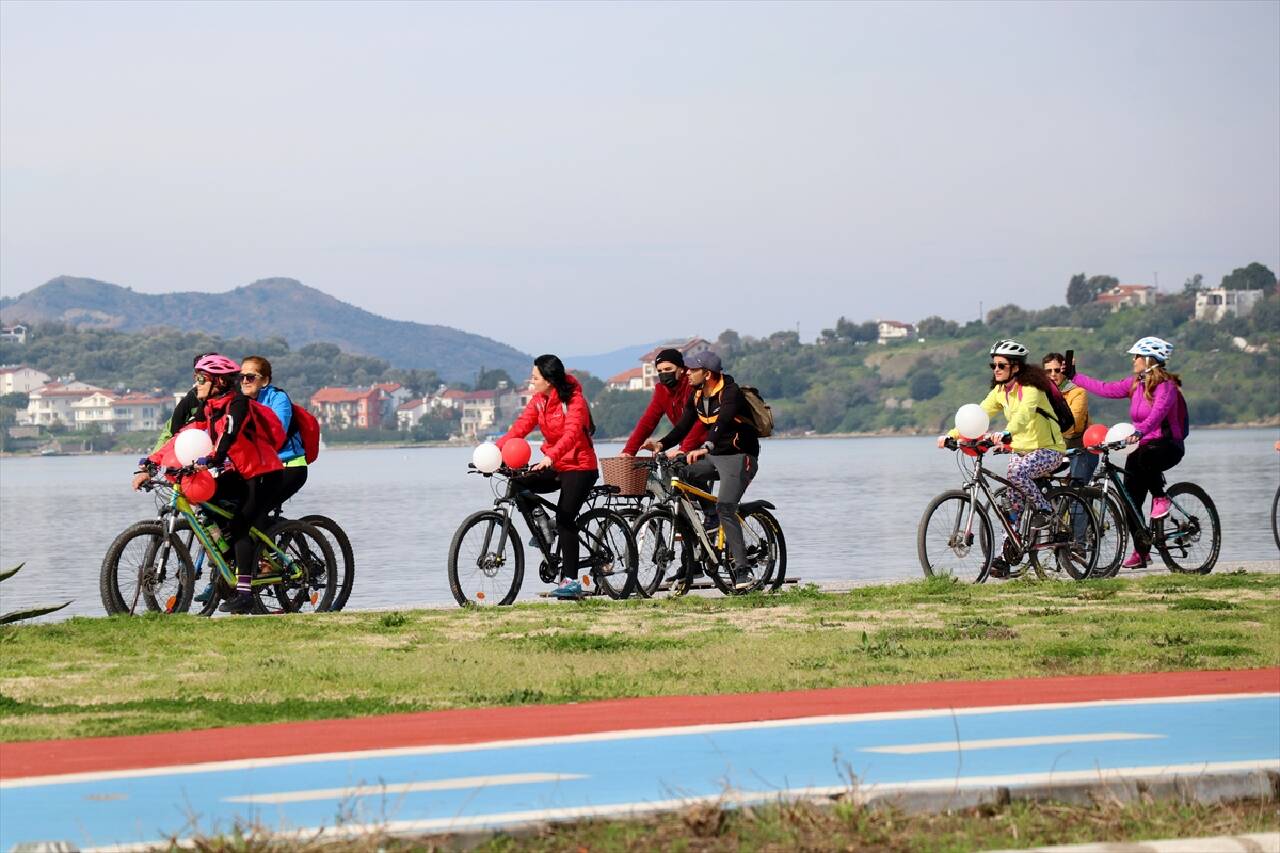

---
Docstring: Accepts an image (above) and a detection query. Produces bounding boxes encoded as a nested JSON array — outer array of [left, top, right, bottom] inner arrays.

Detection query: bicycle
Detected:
[[1077, 438, 1220, 577], [628, 453, 786, 596], [100, 465, 337, 615], [918, 437, 1100, 582], [446, 463, 639, 606]]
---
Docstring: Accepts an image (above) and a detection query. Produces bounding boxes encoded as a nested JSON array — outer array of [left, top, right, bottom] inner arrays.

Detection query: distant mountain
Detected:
[[563, 341, 665, 381], [0, 276, 530, 382]]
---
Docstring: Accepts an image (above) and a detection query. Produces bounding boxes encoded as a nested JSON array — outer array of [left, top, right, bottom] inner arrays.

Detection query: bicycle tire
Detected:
[[99, 521, 196, 615], [918, 490, 992, 583], [448, 510, 524, 607], [575, 507, 639, 599], [741, 507, 786, 591], [301, 514, 355, 611], [1156, 482, 1220, 574], [1080, 489, 1127, 579], [251, 520, 337, 614], [1271, 484, 1279, 554], [631, 507, 692, 597], [1029, 488, 1099, 581]]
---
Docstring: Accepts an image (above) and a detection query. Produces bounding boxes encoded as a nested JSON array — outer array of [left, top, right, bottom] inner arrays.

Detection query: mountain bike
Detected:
[[447, 464, 639, 607], [100, 465, 336, 615], [1078, 438, 1220, 577], [918, 438, 1100, 582], [629, 454, 785, 596]]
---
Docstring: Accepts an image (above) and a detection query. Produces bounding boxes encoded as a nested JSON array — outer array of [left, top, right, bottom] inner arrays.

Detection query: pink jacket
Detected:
[[1073, 373, 1185, 446]]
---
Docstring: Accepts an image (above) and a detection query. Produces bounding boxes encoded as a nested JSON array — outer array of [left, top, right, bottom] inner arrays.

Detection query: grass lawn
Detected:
[[2, 573, 1278, 742]]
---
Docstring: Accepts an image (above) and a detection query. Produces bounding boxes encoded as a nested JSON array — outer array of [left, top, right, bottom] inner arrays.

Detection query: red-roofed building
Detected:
[[310, 386, 388, 430], [877, 320, 915, 344], [635, 337, 712, 391], [18, 380, 106, 426], [396, 397, 429, 430], [1095, 284, 1157, 312], [607, 366, 645, 391], [0, 365, 51, 395], [70, 391, 168, 433]]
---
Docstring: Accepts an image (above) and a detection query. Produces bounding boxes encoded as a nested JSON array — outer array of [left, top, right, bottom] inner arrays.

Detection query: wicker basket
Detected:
[[600, 456, 649, 496]]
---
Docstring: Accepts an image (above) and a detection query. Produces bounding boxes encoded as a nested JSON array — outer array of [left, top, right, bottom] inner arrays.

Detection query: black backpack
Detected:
[[1037, 383, 1076, 437]]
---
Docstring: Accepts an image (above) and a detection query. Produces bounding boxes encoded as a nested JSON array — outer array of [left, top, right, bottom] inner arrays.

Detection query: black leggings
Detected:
[[276, 465, 309, 511], [213, 470, 284, 578], [514, 468, 599, 580], [1122, 438, 1184, 541]]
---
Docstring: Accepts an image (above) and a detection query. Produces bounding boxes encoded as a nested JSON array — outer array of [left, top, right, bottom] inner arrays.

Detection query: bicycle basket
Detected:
[[600, 456, 649, 496]]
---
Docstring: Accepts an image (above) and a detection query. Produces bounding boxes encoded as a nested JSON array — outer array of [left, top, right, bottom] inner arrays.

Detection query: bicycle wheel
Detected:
[[99, 521, 196, 615], [918, 490, 992, 583], [576, 507, 639, 599], [741, 507, 786, 591], [1271, 485, 1279, 553], [1029, 488, 1099, 581], [252, 520, 337, 614], [1156, 482, 1220, 574], [1080, 489, 1127, 579], [448, 510, 524, 607], [173, 518, 231, 617], [631, 507, 691, 597], [301, 514, 355, 611]]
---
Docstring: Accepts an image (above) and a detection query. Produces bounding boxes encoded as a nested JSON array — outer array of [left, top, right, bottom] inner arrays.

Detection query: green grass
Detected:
[[2, 573, 1278, 742]]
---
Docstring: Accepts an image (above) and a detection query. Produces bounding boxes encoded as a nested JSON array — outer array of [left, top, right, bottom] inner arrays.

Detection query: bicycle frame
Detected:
[[473, 472, 618, 576], [1088, 451, 1193, 553]]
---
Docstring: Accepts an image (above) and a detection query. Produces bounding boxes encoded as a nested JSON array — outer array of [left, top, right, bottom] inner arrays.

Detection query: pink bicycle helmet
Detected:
[[194, 354, 241, 375]]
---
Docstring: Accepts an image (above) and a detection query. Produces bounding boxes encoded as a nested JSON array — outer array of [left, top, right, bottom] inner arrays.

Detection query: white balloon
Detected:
[[471, 442, 503, 473], [1104, 422, 1138, 460], [954, 404, 990, 439], [174, 429, 213, 466]]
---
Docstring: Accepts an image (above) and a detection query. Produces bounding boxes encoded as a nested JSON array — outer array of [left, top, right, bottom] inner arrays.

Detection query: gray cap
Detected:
[[686, 350, 722, 372]]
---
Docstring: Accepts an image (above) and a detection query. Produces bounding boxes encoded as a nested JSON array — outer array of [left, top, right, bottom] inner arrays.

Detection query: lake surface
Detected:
[[1, 430, 1277, 620]]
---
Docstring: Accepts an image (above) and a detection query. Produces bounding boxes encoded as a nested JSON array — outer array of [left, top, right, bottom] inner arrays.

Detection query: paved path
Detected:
[[1, 669, 1277, 851]]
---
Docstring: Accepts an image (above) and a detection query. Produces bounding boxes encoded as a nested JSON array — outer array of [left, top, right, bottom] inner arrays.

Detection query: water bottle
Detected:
[[199, 511, 230, 554], [529, 506, 556, 547]]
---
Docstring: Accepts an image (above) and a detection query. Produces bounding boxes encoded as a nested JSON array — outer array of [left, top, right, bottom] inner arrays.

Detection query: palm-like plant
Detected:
[[1, 563, 71, 624]]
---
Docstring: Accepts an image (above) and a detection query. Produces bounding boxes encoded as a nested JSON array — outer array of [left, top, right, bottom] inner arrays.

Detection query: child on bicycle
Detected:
[[1066, 336, 1187, 569], [496, 354, 598, 600], [939, 339, 1065, 577]]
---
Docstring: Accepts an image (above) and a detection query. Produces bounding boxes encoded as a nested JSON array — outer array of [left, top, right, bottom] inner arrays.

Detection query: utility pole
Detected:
[[978, 301, 984, 324]]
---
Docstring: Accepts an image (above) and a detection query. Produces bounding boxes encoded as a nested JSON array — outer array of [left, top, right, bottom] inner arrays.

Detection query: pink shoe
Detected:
[[1151, 497, 1171, 519], [1121, 550, 1150, 569]]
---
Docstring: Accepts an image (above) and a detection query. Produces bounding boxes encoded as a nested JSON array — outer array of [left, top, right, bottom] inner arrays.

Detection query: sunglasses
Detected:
[[193, 373, 211, 385], [988, 362, 1011, 370], [240, 373, 263, 383], [1045, 367, 1064, 374]]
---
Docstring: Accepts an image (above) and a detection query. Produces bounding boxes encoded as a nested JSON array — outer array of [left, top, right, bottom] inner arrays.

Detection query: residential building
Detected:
[[458, 386, 529, 440], [310, 386, 388, 430], [636, 338, 712, 391], [372, 382, 412, 414], [0, 325, 28, 344], [877, 320, 914, 344], [17, 380, 105, 426], [70, 392, 168, 433], [1095, 284, 1157, 311], [606, 367, 645, 392], [396, 398, 431, 430], [1195, 288, 1264, 323], [0, 365, 51, 395]]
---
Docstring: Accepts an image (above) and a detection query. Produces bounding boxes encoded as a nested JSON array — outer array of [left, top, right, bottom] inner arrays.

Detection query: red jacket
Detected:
[[622, 374, 708, 455], [498, 375, 598, 472], [200, 392, 285, 478]]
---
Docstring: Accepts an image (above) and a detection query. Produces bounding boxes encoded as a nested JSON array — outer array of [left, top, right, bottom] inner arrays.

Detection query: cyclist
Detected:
[[239, 356, 308, 509], [151, 351, 219, 452], [643, 350, 759, 591], [1066, 336, 1186, 569], [938, 339, 1065, 577], [1043, 352, 1096, 486], [619, 348, 707, 458], [496, 354, 598, 600]]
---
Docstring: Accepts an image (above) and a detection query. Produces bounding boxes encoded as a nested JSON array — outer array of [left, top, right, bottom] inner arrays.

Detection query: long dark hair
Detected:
[[534, 353, 595, 436], [991, 359, 1057, 397]]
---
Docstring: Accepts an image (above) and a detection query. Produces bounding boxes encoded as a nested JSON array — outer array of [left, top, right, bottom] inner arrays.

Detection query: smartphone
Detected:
[[1065, 349, 1075, 369]]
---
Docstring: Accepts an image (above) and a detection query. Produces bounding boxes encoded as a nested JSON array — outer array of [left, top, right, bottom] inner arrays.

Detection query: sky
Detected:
[[1, 1, 1277, 354]]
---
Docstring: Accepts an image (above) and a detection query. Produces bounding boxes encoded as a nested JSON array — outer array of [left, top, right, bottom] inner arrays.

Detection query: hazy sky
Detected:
[[2, 1, 1277, 354]]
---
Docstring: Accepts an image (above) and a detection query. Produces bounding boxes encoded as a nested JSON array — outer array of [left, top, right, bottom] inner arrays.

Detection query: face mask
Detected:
[[657, 371, 679, 389]]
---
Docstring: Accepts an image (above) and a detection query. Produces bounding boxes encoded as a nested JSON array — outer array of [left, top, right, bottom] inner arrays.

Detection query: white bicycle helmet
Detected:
[[990, 339, 1029, 360], [1127, 336, 1173, 363]]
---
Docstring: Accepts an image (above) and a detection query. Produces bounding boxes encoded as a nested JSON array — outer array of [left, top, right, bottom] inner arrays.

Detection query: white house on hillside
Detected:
[[0, 365, 51, 395], [71, 392, 168, 433], [0, 325, 28, 344], [877, 320, 914, 344], [18, 380, 104, 426], [1095, 284, 1157, 311], [1195, 288, 1264, 323]]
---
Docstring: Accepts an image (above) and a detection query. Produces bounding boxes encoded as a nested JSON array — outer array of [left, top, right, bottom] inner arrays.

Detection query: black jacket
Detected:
[[658, 373, 760, 458]]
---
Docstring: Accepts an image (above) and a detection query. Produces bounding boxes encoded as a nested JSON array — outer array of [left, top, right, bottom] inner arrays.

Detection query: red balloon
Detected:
[[1083, 423, 1110, 454], [183, 469, 217, 503], [501, 437, 532, 468]]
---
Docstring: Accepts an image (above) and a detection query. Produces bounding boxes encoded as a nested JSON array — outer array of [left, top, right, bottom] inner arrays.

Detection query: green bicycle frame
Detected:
[[169, 487, 301, 589]]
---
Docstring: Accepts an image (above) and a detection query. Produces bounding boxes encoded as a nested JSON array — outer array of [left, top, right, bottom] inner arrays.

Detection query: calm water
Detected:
[[1, 430, 1277, 620]]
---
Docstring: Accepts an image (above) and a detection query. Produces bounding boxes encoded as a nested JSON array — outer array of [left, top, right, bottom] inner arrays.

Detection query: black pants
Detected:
[[1122, 438, 1184, 545], [213, 470, 284, 579], [514, 468, 599, 580], [276, 465, 309, 511]]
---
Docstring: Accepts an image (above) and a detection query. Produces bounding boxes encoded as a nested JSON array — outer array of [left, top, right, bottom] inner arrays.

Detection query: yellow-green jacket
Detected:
[[951, 382, 1066, 453]]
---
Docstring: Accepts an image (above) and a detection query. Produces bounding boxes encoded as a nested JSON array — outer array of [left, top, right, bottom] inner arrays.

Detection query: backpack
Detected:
[[285, 402, 322, 464], [1161, 385, 1191, 442], [738, 386, 774, 438], [1036, 382, 1076, 438]]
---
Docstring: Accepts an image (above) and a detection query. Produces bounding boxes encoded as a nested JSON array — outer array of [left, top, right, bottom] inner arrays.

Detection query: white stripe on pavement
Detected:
[[863, 732, 1163, 754], [981, 830, 1279, 852], [224, 772, 586, 804]]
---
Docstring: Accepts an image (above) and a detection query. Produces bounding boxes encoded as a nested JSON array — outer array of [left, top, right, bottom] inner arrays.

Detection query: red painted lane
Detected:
[[3, 668, 1276, 781]]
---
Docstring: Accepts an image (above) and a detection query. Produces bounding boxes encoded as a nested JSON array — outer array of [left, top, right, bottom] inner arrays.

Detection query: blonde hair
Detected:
[[1141, 362, 1181, 400]]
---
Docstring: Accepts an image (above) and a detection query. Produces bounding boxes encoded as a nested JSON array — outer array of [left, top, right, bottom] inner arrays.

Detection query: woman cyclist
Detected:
[[939, 339, 1066, 577], [1067, 336, 1187, 569], [239, 355, 308, 509], [496, 354, 598, 600]]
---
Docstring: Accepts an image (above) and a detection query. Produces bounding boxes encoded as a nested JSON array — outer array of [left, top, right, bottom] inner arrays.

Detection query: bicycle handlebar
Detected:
[[942, 436, 1010, 455]]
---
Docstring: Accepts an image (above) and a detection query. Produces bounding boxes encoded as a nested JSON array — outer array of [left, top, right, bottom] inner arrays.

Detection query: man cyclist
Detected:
[[643, 350, 760, 591], [619, 348, 707, 458]]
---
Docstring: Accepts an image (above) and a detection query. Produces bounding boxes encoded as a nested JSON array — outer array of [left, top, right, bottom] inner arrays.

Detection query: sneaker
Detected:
[[218, 591, 255, 614], [1121, 550, 1150, 569], [669, 572, 691, 597], [988, 557, 1010, 579], [732, 569, 755, 591], [1150, 497, 1171, 519], [193, 583, 215, 604], [552, 579, 584, 599]]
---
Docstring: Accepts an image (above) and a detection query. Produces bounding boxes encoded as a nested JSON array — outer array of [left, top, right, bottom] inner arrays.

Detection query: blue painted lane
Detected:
[[2, 695, 1277, 850]]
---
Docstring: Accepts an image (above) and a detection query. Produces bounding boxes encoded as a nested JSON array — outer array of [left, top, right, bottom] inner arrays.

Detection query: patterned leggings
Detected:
[[1005, 449, 1063, 515]]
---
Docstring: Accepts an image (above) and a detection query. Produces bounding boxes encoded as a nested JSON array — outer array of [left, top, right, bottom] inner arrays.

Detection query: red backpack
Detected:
[[287, 403, 322, 464]]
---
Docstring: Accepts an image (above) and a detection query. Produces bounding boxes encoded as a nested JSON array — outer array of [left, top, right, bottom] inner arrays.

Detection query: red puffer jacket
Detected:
[[498, 375, 598, 472], [621, 374, 708, 455]]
